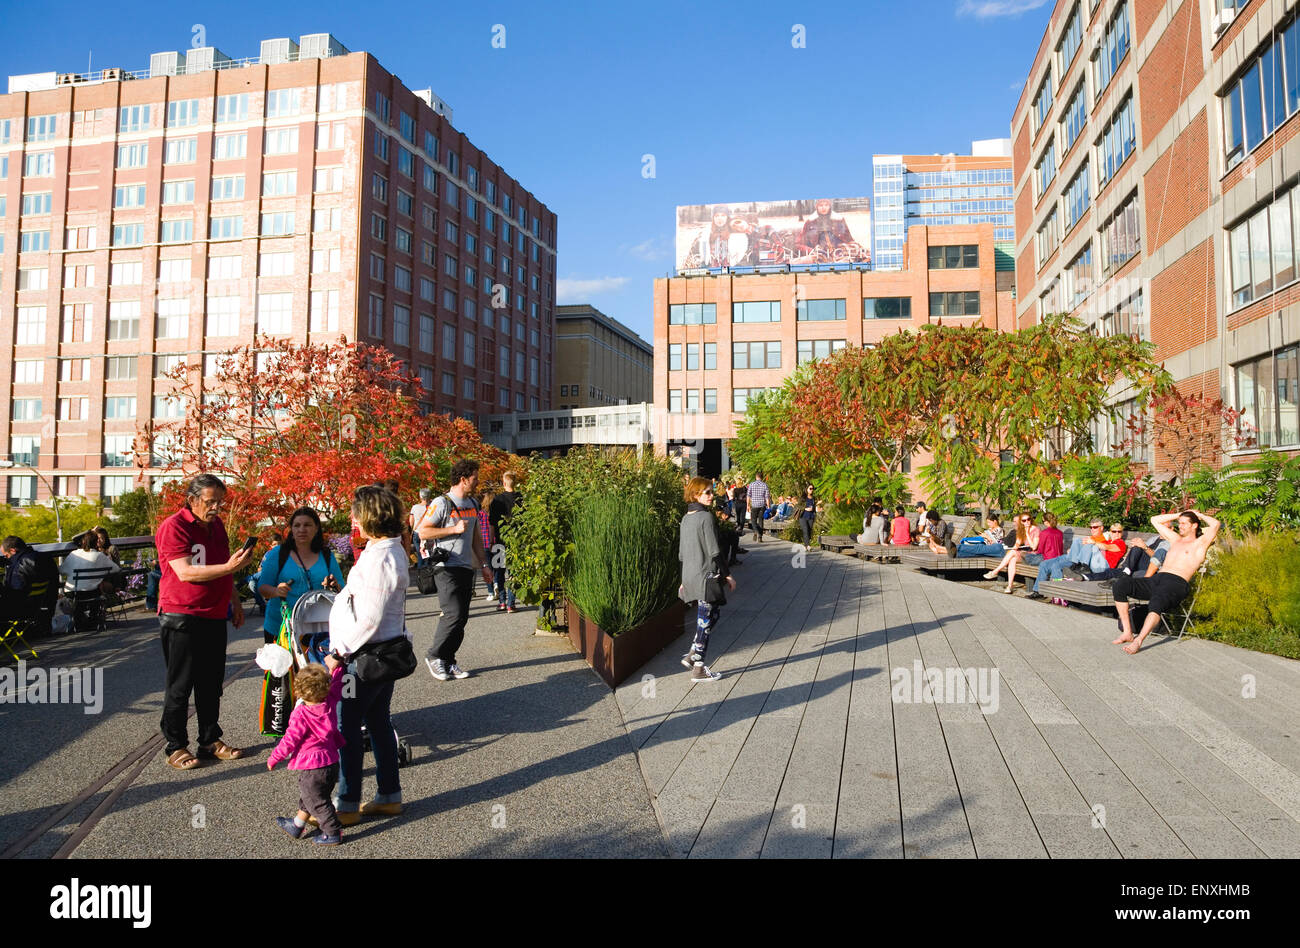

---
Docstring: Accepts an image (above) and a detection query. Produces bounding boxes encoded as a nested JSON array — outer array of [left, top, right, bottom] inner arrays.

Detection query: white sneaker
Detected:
[[426, 658, 451, 681], [449, 663, 471, 680]]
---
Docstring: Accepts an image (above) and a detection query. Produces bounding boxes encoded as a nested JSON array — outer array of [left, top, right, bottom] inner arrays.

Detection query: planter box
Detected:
[[566, 599, 688, 688]]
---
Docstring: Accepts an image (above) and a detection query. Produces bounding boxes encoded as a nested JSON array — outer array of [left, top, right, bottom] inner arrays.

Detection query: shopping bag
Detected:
[[259, 610, 298, 736]]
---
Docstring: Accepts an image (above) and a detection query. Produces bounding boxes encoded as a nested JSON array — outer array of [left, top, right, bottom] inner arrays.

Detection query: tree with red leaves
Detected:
[[139, 336, 516, 524]]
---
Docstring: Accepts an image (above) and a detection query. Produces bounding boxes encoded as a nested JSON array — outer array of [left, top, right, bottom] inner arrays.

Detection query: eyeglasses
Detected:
[[1090, 523, 1103, 529]]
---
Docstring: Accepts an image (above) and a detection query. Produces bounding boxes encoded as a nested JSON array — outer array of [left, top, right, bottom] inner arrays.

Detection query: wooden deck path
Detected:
[[616, 537, 1300, 858]]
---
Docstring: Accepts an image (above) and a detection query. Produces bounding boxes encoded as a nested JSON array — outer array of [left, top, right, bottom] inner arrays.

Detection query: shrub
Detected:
[[566, 492, 679, 636], [1047, 454, 1176, 529], [108, 487, 162, 537], [1190, 532, 1300, 660], [0, 501, 105, 545], [501, 448, 685, 630], [1181, 450, 1300, 534]]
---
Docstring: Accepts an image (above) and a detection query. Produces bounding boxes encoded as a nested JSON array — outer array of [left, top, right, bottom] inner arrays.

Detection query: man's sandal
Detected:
[[197, 740, 245, 760], [167, 748, 200, 770]]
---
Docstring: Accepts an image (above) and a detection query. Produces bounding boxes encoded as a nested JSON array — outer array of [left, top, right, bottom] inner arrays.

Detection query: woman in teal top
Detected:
[[258, 507, 345, 643]]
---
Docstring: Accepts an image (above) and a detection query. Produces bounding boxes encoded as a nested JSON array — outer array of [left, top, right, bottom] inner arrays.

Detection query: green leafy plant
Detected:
[[1047, 454, 1178, 528], [500, 448, 686, 630], [566, 492, 680, 636], [1181, 450, 1300, 534], [0, 500, 107, 545], [1190, 532, 1300, 659]]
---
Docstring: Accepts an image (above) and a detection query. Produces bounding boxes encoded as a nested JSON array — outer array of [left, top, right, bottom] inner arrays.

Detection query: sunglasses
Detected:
[[1090, 523, 1103, 529]]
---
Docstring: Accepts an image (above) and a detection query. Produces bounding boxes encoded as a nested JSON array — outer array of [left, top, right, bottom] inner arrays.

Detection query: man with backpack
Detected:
[[2, 535, 58, 636], [417, 459, 487, 681]]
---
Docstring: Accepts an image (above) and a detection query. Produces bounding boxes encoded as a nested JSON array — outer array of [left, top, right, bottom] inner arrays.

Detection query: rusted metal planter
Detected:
[[566, 599, 688, 688]]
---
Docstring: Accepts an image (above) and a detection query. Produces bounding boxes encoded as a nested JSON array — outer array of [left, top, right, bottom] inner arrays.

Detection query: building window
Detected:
[[263, 170, 297, 197], [105, 396, 136, 419], [668, 390, 682, 413], [1093, 1, 1131, 96], [1032, 69, 1054, 135], [167, 99, 200, 128], [256, 292, 293, 334], [160, 218, 193, 243], [118, 105, 150, 133], [685, 343, 699, 371], [1222, 18, 1300, 171], [929, 292, 981, 317], [1064, 242, 1093, 310], [215, 94, 248, 124], [732, 341, 782, 369], [732, 300, 781, 322], [796, 339, 846, 364], [265, 89, 299, 118], [394, 304, 411, 346], [159, 258, 191, 283], [1235, 344, 1300, 447], [261, 212, 295, 236], [704, 342, 717, 369], [1101, 288, 1146, 340], [115, 143, 147, 169], [1062, 160, 1091, 233], [1062, 80, 1088, 152], [206, 295, 240, 336], [16, 306, 46, 345], [1100, 191, 1141, 274], [863, 297, 911, 319], [23, 192, 54, 215], [263, 127, 298, 155], [732, 388, 766, 414], [108, 301, 140, 340], [211, 175, 244, 201], [1228, 188, 1300, 308], [210, 215, 242, 239], [1036, 208, 1060, 267], [1057, 2, 1082, 75], [668, 343, 682, 371], [165, 137, 197, 164], [927, 245, 978, 269], [1096, 96, 1136, 188], [20, 229, 52, 251], [310, 289, 340, 332], [105, 355, 137, 380], [1034, 141, 1057, 201], [27, 115, 57, 142], [668, 303, 717, 325], [795, 298, 846, 321]]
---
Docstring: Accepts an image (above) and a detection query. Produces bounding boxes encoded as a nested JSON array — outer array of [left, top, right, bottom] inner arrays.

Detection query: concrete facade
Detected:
[[653, 223, 1014, 474], [553, 303, 652, 409], [1012, 0, 1300, 467]]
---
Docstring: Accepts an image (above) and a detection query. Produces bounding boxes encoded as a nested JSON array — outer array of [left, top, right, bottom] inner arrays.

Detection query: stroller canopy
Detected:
[[290, 589, 337, 665]]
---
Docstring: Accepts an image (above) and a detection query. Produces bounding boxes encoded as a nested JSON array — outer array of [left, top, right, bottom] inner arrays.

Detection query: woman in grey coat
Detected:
[[679, 476, 736, 683]]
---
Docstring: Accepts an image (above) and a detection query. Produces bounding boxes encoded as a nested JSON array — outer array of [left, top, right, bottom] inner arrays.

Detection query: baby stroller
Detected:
[[289, 590, 412, 767]]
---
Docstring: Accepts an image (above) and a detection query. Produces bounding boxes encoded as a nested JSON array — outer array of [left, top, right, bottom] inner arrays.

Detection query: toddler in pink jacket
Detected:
[[267, 656, 348, 845]]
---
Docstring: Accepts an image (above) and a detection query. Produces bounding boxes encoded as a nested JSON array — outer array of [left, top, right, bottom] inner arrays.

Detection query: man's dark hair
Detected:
[[916, 501, 926, 509], [926, 510, 942, 523], [1178, 510, 1203, 537], [186, 473, 226, 498], [449, 458, 480, 485], [1, 535, 26, 553], [383, 479, 400, 494]]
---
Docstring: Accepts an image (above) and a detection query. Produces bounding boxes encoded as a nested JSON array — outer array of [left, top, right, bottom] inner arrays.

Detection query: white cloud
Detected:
[[625, 238, 668, 261], [958, 0, 1050, 18], [556, 276, 629, 302]]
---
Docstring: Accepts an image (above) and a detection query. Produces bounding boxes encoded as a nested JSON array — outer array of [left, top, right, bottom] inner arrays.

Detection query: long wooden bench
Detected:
[[818, 535, 857, 554]]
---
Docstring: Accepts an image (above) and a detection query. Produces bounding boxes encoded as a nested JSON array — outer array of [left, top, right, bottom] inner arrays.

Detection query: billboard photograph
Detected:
[[675, 197, 871, 272]]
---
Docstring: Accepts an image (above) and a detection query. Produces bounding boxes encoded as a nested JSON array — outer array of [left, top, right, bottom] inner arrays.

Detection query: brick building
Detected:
[[1011, 0, 1299, 469], [1, 34, 557, 506], [654, 223, 1014, 477], [554, 303, 652, 409]]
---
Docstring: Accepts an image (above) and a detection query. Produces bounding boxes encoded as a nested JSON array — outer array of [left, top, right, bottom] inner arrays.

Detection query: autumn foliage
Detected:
[[139, 336, 519, 528]]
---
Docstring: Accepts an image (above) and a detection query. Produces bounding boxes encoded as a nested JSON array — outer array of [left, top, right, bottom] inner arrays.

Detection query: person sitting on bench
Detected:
[[923, 510, 956, 557], [1112, 510, 1219, 654], [1028, 520, 1118, 598]]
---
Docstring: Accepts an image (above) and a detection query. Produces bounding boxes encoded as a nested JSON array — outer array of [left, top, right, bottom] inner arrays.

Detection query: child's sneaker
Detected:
[[314, 832, 342, 846], [690, 662, 722, 683], [680, 650, 702, 669], [426, 658, 451, 681], [276, 816, 306, 839]]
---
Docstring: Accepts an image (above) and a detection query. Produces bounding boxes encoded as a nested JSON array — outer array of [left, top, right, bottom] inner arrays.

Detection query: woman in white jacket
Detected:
[[328, 486, 409, 826]]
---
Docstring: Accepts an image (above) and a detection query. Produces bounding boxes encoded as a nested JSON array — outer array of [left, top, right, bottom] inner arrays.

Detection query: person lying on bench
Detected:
[[1112, 510, 1219, 654]]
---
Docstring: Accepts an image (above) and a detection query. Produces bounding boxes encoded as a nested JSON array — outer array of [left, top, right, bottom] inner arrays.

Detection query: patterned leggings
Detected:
[[692, 602, 720, 661]]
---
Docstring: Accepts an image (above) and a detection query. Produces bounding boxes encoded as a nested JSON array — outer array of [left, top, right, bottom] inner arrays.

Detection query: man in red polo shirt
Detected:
[[155, 474, 257, 770]]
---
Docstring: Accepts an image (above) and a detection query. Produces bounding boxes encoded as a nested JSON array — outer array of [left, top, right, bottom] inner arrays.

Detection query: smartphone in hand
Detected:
[[240, 536, 257, 554]]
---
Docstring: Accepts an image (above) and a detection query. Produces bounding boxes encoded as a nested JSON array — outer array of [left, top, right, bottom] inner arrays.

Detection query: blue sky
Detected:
[[7, 0, 1055, 342]]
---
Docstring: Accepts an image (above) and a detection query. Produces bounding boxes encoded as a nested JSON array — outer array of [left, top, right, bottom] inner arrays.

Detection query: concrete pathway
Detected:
[[3, 533, 1298, 859]]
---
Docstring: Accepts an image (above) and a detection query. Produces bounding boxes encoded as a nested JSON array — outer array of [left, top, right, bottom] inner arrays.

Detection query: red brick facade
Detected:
[[1141, 108, 1210, 253], [1149, 238, 1215, 361]]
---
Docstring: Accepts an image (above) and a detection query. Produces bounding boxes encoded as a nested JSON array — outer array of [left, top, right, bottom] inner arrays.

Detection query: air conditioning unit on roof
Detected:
[[186, 47, 231, 73], [298, 33, 348, 60], [260, 38, 298, 65], [150, 51, 186, 76]]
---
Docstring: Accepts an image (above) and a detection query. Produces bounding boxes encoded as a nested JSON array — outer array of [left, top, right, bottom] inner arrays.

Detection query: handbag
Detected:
[[259, 610, 298, 735], [703, 573, 727, 606], [352, 634, 418, 683]]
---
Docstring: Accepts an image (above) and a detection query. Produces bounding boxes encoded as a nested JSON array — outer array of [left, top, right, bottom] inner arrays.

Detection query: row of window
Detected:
[[1223, 17, 1300, 170], [6, 475, 136, 506], [669, 295, 968, 324], [1228, 184, 1300, 308], [1236, 344, 1300, 448]]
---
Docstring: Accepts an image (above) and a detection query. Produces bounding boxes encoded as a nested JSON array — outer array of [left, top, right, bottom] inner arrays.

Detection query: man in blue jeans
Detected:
[[1029, 520, 1119, 596]]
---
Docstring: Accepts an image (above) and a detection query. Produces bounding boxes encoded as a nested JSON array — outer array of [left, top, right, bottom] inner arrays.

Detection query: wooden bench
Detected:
[[818, 535, 858, 554], [853, 543, 903, 562]]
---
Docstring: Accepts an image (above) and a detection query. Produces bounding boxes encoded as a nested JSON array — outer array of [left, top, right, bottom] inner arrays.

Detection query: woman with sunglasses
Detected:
[[983, 511, 1040, 594], [678, 477, 735, 683]]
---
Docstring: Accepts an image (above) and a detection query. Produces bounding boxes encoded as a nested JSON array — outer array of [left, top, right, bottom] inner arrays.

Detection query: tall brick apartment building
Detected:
[[654, 223, 1013, 476], [0, 34, 557, 506], [1012, 0, 1299, 467]]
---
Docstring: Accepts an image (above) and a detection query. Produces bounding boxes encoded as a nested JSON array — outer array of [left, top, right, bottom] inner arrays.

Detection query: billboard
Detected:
[[675, 197, 871, 272]]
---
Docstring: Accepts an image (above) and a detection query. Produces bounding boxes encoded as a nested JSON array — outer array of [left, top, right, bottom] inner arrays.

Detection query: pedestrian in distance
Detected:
[[746, 472, 771, 542], [488, 471, 521, 612], [418, 458, 487, 682], [678, 477, 735, 683], [154, 474, 258, 770], [798, 484, 818, 550]]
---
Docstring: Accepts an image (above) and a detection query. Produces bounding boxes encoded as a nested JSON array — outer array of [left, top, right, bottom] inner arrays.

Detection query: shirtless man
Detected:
[[1112, 510, 1219, 654]]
